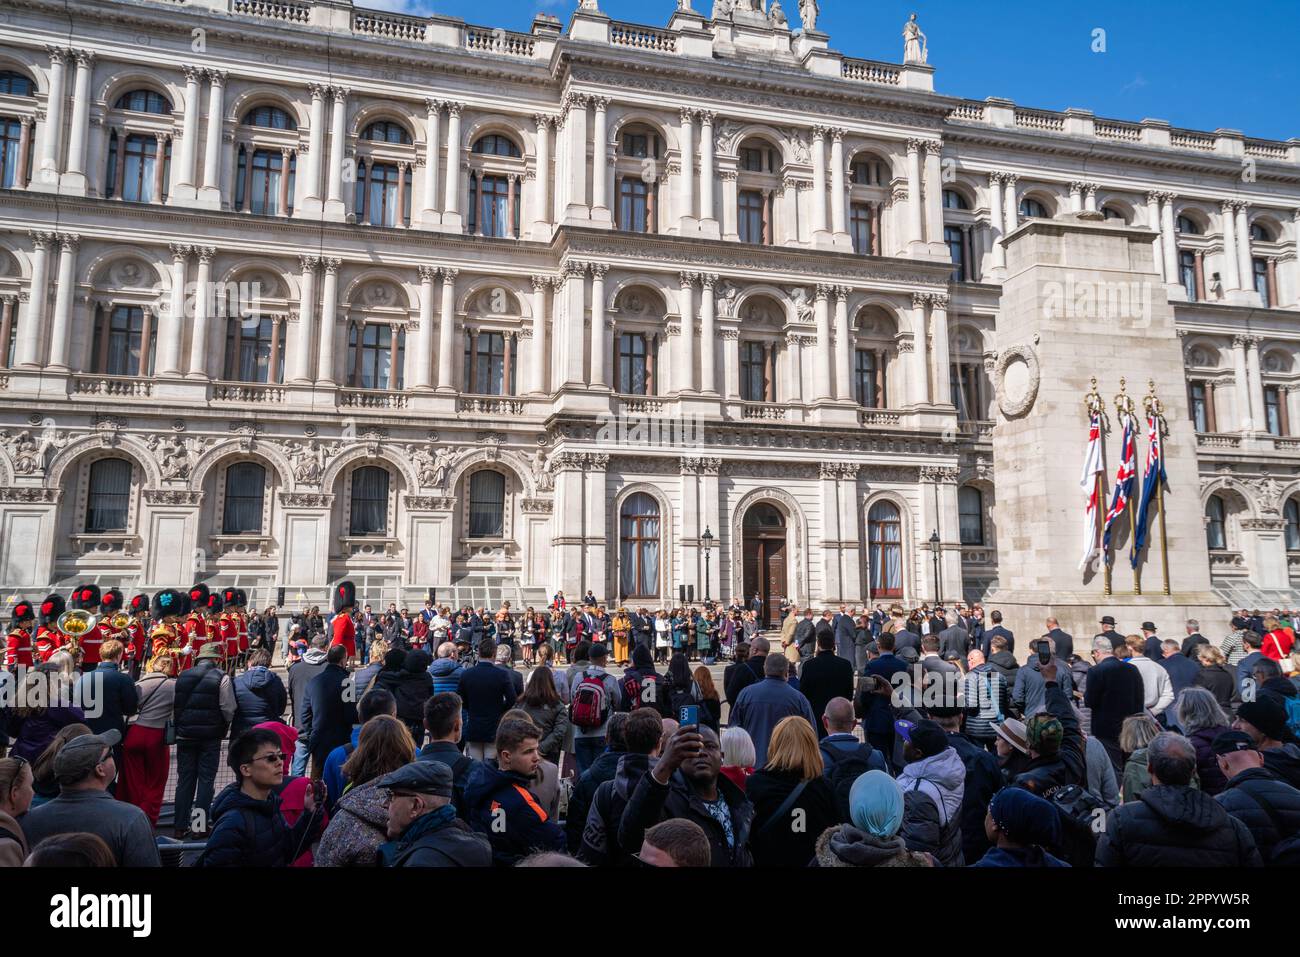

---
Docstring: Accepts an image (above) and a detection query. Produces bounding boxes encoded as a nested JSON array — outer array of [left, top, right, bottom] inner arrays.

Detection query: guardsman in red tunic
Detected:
[[221, 587, 248, 668], [330, 580, 358, 665], [149, 589, 189, 664], [235, 588, 251, 663], [126, 592, 151, 679], [69, 583, 103, 668], [4, 599, 36, 670], [178, 583, 211, 672], [92, 588, 128, 670], [206, 592, 234, 675], [33, 593, 65, 663]]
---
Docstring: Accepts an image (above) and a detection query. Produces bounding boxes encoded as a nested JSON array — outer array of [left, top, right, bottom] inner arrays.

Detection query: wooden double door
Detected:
[[741, 503, 787, 627]]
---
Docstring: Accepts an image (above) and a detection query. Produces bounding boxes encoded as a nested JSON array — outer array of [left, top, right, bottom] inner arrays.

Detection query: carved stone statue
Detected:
[[903, 12, 927, 64], [768, 0, 787, 28], [431, 446, 456, 488], [788, 286, 814, 322], [798, 0, 818, 32], [150, 434, 196, 482], [407, 444, 438, 488], [288, 438, 326, 486], [711, 0, 735, 20], [531, 449, 555, 493], [716, 282, 739, 318]]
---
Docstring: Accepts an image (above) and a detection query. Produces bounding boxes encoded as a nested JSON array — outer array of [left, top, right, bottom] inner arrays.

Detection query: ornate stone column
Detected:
[[698, 111, 716, 230], [833, 285, 852, 401], [443, 103, 463, 227], [1220, 201, 1242, 291], [910, 291, 931, 405], [720, 169, 738, 240], [589, 263, 608, 387], [591, 97, 610, 223], [324, 85, 348, 219], [830, 129, 848, 240], [33, 47, 68, 186], [922, 139, 943, 244], [699, 273, 718, 394], [45, 233, 79, 370], [156, 244, 191, 377], [1235, 203, 1254, 296], [987, 172, 1006, 273], [1146, 191, 1165, 282], [813, 284, 833, 401], [1231, 335, 1252, 431], [411, 266, 437, 390], [421, 99, 442, 224], [529, 274, 549, 395], [16, 232, 54, 366], [186, 246, 214, 378], [436, 267, 458, 391], [1159, 192, 1179, 283], [289, 256, 319, 383], [199, 69, 226, 205], [677, 271, 696, 392], [810, 126, 828, 239], [1244, 335, 1266, 431], [167, 66, 196, 194], [316, 258, 341, 385], [929, 293, 952, 407], [532, 114, 552, 236], [300, 83, 328, 207], [63, 50, 95, 191], [678, 108, 695, 227]]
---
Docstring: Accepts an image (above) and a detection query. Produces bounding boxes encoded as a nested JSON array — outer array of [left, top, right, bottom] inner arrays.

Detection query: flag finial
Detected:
[[1084, 376, 1106, 419]]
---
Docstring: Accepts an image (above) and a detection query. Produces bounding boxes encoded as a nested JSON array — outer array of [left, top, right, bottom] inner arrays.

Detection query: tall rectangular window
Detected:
[[86, 458, 131, 533], [224, 316, 283, 383], [0, 118, 21, 189], [1189, 381, 1208, 432], [349, 324, 404, 390], [739, 190, 765, 244], [850, 203, 872, 255], [740, 341, 767, 402], [462, 331, 516, 395], [854, 349, 878, 407], [618, 332, 648, 395], [1264, 385, 1286, 436], [95, 305, 154, 377], [1179, 250, 1198, 301], [1253, 258, 1271, 304], [618, 178, 651, 233], [944, 226, 965, 282]]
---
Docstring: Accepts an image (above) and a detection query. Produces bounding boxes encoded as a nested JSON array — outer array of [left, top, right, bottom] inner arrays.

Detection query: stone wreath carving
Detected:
[[992, 342, 1041, 418]]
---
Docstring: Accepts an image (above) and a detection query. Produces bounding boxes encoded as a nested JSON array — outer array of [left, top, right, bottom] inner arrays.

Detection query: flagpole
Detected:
[[1115, 379, 1139, 595], [1146, 380, 1171, 596], [1084, 378, 1111, 596]]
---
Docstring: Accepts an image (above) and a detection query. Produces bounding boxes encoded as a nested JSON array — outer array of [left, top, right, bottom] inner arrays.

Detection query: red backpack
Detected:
[[571, 670, 610, 729]]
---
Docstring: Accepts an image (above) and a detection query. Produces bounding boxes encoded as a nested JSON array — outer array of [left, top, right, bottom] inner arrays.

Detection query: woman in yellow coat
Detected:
[[611, 608, 632, 666]]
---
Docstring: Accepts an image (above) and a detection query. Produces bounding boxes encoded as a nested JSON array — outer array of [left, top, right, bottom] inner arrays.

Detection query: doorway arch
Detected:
[[743, 502, 787, 627]]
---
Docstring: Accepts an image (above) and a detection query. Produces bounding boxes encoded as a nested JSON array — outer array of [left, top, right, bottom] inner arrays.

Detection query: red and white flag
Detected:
[[1078, 412, 1105, 571]]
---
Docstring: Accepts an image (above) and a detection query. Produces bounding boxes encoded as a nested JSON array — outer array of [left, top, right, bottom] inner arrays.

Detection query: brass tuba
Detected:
[[110, 611, 131, 631], [57, 609, 97, 663]]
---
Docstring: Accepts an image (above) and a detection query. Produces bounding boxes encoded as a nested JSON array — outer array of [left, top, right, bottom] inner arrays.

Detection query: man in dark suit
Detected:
[[832, 604, 857, 663], [1158, 638, 1201, 712], [937, 612, 970, 664], [1083, 636, 1145, 773], [799, 630, 854, 738], [1181, 619, 1209, 658], [1140, 621, 1163, 661], [1098, 615, 1126, 651], [814, 611, 836, 660], [980, 610, 1015, 658], [1044, 617, 1073, 661], [302, 643, 358, 778], [792, 609, 816, 661], [861, 631, 909, 770]]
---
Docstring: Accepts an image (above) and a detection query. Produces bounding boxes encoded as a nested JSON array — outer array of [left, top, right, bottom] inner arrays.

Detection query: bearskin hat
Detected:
[[39, 594, 66, 627], [129, 593, 151, 617], [11, 600, 35, 624], [206, 593, 224, 615], [152, 589, 190, 620], [333, 580, 356, 614], [99, 588, 124, 614], [71, 583, 101, 611], [188, 583, 211, 611]]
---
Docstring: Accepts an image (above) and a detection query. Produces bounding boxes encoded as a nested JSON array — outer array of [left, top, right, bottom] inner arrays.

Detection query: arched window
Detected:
[[738, 142, 778, 173], [1205, 495, 1226, 550], [942, 189, 969, 210], [349, 466, 390, 536], [0, 117, 25, 189], [1102, 205, 1126, 223], [1286, 498, 1300, 551], [1250, 222, 1273, 242], [619, 492, 660, 598], [222, 462, 266, 534], [242, 105, 297, 130], [224, 316, 284, 384], [620, 129, 661, 159], [468, 471, 506, 538], [0, 70, 35, 96], [1019, 197, 1048, 219], [868, 501, 903, 598], [348, 324, 405, 390], [959, 486, 984, 545], [86, 458, 132, 533], [114, 89, 170, 114], [361, 120, 411, 144], [1176, 215, 1201, 235], [850, 156, 887, 186], [472, 134, 521, 157], [618, 332, 648, 395]]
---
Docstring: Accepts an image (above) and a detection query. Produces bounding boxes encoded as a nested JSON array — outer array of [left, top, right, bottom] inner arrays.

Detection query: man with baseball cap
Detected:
[[1234, 698, 1300, 790], [894, 718, 966, 866], [19, 730, 160, 866], [1213, 730, 1300, 863], [376, 761, 491, 867]]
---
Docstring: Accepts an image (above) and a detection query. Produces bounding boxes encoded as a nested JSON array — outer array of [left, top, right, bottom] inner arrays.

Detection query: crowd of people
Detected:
[[3, 580, 1300, 869]]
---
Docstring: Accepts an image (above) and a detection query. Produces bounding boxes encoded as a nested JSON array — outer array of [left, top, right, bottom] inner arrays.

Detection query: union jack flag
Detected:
[[1077, 412, 1105, 571], [1131, 413, 1168, 569], [1102, 415, 1136, 564]]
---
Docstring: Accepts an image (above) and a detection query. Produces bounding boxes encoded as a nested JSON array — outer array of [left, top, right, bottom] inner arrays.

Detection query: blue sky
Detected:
[[363, 0, 1299, 141]]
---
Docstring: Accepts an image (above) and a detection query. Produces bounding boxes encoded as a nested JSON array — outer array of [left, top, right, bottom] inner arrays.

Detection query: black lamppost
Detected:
[[928, 530, 942, 605], [701, 526, 714, 603]]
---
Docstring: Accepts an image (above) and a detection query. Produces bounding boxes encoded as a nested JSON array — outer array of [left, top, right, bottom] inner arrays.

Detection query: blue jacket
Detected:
[[75, 663, 138, 740], [200, 782, 323, 867], [1159, 651, 1201, 699], [457, 661, 517, 744], [832, 613, 857, 661], [463, 763, 564, 866], [323, 726, 361, 813], [730, 676, 817, 768], [429, 657, 465, 695], [971, 845, 1069, 867], [231, 666, 288, 738], [981, 625, 1015, 658]]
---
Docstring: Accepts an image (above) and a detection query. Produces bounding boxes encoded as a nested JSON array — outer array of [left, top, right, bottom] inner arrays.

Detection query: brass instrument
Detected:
[[110, 611, 131, 631], [56, 609, 97, 663]]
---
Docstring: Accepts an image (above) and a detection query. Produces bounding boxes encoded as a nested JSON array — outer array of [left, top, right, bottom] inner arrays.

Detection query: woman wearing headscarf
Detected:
[[814, 770, 933, 867], [970, 787, 1070, 867]]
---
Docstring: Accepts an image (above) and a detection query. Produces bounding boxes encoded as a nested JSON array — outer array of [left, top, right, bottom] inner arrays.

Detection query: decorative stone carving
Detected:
[[920, 465, 961, 484], [286, 439, 329, 486], [2, 427, 66, 476], [992, 342, 1041, 418], [0, 486, 59, 503], [680, 456, 723, 475], [1250, 475, 1283, 515], [405, 495, 455, 511], [279, 492, 333, 508], [231, 423, 260, 453], [143, 489, 202, 506], [147, 433, 207, 482], [529, 448, 555, 492], [520, 498, 555, 513], [788, 286, 814, 322]]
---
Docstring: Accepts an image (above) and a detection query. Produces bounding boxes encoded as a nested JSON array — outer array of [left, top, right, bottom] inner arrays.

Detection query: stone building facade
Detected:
[[0, 0, 1297, 626]]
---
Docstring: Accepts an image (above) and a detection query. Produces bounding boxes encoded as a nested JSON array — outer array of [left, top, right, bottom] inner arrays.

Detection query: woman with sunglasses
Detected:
[[199, 728, 324, 867], [0, 756, 34, 866]]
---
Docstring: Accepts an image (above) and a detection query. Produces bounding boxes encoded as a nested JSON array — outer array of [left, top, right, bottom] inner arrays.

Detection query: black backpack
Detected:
[[1045, 783, 1102, 867], [820, 740, 878, 822]]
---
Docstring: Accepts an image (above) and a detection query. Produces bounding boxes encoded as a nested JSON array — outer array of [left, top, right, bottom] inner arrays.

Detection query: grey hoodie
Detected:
[[897, 746, 966, 827], [288, 648, 329, 730], [897, 746, 967, 866]]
